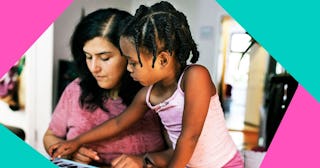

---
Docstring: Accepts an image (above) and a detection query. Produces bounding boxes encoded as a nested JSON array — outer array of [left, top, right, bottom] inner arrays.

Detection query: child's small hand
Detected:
[[48, 139, 81, 160]]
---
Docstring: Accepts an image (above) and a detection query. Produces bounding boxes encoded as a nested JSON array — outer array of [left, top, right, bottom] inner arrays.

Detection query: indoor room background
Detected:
[[0, 0, 296, 157]]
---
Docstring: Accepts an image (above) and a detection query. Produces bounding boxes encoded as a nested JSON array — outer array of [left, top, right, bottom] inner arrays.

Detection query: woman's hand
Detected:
[[71, 146, 100, 164], [48, 139, 81, 159]]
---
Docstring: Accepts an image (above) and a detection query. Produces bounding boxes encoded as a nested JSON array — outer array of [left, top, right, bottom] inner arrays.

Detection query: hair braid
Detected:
[[178, 11, 199, 63], [134, 30, 142, 67], [146, 17, 158, 68], [167, 15, 174, 55], [174, 24, 189, 68]]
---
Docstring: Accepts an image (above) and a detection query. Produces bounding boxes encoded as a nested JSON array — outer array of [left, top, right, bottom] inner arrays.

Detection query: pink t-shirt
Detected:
[[145, 67, 238, 168], [49, 79, 165, 164]]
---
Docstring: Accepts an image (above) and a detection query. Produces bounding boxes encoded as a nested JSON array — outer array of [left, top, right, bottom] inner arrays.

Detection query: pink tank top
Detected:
[[146, 67, 238, 168]]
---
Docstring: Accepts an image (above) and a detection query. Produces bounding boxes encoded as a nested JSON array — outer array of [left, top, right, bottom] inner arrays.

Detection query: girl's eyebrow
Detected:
[[123, 55, 131, 59], [123, 54, 137, 62]]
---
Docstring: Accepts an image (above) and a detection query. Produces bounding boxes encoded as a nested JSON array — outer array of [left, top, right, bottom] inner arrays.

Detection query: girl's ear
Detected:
[[157, 51, 170, 67]]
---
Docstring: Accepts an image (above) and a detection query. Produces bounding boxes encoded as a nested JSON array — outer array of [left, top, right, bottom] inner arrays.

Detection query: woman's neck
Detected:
[[109, 88, 119, 100]]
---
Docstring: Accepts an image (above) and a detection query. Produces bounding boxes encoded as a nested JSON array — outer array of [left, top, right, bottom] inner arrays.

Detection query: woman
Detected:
[[43, 8, 166, 166]]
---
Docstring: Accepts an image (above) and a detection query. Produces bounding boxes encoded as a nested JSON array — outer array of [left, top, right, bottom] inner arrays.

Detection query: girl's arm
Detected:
[[169, 65, 215, 168], [49, 87, 149, 159]]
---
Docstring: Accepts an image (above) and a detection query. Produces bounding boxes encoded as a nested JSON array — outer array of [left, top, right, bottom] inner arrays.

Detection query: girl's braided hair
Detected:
[[121, 1, 199, 70]]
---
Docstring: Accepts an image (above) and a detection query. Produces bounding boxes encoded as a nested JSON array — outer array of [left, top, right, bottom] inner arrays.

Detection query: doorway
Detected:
[[219, 15, 260, 150]]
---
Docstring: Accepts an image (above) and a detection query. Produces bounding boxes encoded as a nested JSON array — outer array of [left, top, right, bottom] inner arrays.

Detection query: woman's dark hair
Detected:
[[70, 8, 142, 112], [121, 1, 199, 71]]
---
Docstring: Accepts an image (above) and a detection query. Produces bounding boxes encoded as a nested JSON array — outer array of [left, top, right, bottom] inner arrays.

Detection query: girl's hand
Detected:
[[72, 146, 100, 164], [48, 139, 81, 160], [111, 154, 153, 168]]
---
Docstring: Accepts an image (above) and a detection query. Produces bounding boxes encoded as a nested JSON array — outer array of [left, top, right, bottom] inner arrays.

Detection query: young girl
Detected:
[[49, 2, 243, 168]]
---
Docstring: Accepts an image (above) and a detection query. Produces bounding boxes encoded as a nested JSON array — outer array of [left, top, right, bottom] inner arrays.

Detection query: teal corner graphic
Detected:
[[0, 125, 56, 167]]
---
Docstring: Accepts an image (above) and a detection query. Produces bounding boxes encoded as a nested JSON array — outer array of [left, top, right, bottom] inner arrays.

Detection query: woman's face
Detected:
[[83, 37, 127, 89]]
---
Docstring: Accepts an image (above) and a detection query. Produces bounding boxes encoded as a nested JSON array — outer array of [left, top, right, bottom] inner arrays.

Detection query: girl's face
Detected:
[[120, 37, 161, 86], [84, 37, 127, 89]]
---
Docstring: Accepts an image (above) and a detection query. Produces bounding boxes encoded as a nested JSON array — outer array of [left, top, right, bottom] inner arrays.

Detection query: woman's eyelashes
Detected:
[[85, 53, 111, 61], [100, 56, 110, 61], [85, 53, 92, 60]]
